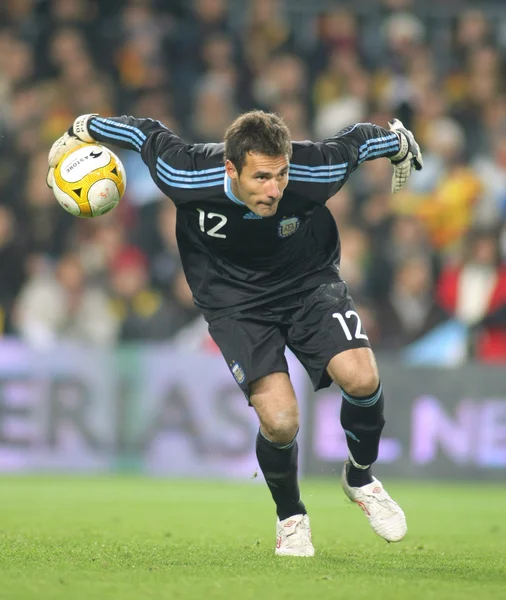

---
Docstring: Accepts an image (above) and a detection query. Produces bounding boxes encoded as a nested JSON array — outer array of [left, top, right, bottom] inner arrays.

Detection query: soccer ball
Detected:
[[52, 143, 126, 218]]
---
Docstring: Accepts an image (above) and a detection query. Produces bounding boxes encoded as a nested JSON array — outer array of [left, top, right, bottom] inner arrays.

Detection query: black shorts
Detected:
[[208, 280, 371, 398]]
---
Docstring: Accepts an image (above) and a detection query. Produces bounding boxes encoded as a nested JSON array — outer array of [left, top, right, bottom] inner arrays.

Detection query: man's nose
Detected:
[[267, 179, 280, 199]]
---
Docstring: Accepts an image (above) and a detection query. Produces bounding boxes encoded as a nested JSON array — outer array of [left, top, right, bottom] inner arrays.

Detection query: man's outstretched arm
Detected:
[[79, 115, 178, 155], [323, 119, 423, 194], [48, 114, 181, 163], [47, 114, 225, 204], [289, 119, 423, 202]]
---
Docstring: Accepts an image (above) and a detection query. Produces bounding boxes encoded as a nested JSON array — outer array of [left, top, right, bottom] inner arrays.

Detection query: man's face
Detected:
[[226, 152, 289, 217]]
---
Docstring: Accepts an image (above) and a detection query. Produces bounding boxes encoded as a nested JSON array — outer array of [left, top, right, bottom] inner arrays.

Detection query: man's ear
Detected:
[[225, 159, 238, 180]]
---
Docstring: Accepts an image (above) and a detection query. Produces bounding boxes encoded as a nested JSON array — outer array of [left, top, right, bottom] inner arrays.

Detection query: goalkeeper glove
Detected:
[[46, 114, 98, 188], [388, 118, 423, 194]]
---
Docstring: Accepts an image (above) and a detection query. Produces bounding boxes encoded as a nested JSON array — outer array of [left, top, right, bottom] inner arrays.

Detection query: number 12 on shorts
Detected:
[[332, 310, 368, 341]]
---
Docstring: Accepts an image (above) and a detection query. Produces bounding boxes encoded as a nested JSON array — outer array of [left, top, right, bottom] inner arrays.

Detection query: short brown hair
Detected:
[[224, 110, 292, 174]]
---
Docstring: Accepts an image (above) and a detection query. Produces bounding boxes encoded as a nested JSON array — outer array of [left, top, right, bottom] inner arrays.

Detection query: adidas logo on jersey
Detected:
[[243, 212, 263, 220]]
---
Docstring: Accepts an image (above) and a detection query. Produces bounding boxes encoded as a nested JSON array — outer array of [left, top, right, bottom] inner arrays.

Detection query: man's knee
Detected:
[[342, 370, 379, 398], [328, 348, 380, 397], [259, 408, 299, 444], [249, 373, 299, 444]]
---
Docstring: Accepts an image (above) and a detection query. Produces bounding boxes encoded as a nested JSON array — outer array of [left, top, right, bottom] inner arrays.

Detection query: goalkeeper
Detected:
[[48, 112, 422, 557]]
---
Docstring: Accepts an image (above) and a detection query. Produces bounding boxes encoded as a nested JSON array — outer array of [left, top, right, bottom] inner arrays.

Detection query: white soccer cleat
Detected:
[[275, 514, 315, 557], [342, 461, 407, 542]]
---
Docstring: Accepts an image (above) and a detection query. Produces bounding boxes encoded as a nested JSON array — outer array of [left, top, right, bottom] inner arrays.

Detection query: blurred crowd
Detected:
[[1, 0, 506, 363]]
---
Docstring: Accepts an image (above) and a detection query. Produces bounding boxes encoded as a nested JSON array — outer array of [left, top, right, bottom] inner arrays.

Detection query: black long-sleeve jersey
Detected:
[[87, 116, 401, 320]]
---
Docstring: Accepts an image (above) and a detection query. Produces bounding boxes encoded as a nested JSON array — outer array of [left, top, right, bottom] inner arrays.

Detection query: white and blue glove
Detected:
[[46, 114, 97, 188], [388, 118, 423, 193]]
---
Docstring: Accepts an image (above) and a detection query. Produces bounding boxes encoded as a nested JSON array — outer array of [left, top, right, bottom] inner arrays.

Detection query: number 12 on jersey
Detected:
[[332, 310, 368, 340], [197, 209, 228, 238]]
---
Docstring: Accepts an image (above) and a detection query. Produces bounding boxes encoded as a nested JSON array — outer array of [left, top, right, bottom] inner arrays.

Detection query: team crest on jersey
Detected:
[[277, 216, 300, 238], [230, 361, 246, 384]]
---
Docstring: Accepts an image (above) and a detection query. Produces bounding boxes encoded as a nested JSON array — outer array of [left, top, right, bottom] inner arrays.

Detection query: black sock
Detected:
[[346, 462, 373, 487], [340, 382, 385, 474], [256, 429, 306, 521]]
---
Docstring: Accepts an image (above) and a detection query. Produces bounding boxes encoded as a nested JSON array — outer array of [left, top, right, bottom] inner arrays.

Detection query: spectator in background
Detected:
[[77, 216, 128, 286], [451, 9, 493, 72], [192, 78, 238, 142], [0, 0, 40, 43], [242, 0, 293, 76], [48, 0, 96, 26], [366, 214, 435, 301], [402, 117, 482, 254], [168, 268, 201, 332], [199, 32, 238, 97], [310, 9, 364, 129], [114, 0, 171, 99], [309, 9, 360, 72], [109, 247, 198, 341], [338, 225, 371, 300], [23, 149, 75, 257], [149, 200, 181, 295], [272, 97, 311, 141], [246, 0, 293, 56], [437, 228, 506, 363], [168, 0, 232, 124], [14, 251, 118, 348], [376, 254, 447, 350], [453, 45, 503, 154], [472, 130, 506, 226], [314, 62, 370, 139], [0, 207, 27, 334], [251, 52, 307, 112]]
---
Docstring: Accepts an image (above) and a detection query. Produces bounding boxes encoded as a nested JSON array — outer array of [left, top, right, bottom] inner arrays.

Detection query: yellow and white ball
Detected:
[[52, 144, 126, 218]]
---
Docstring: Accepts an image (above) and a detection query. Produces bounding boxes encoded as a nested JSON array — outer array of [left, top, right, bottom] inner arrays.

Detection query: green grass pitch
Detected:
[[0, 477, 504, 600]]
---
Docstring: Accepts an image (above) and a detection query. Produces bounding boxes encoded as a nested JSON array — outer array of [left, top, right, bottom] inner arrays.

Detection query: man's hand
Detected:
[[46, 114, 98, 188], [388, 118, 423, 194]]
